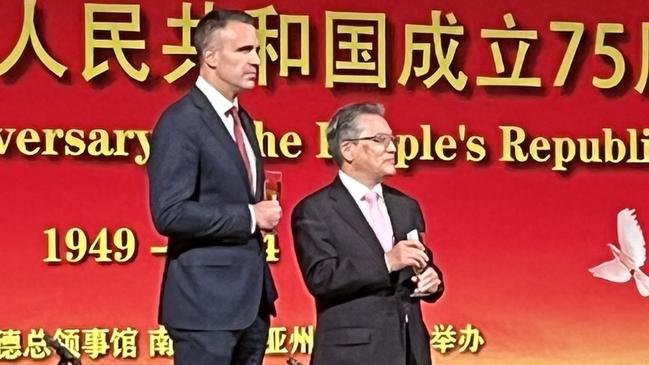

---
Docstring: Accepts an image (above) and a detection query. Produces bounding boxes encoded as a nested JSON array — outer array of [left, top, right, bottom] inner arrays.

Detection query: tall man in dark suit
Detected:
[[292, 103, 444, 365], [148, 9, 281, 365]]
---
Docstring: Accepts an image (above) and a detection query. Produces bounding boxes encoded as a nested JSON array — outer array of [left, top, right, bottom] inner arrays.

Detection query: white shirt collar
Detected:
[[338, 170, 384, 203], [195, 76, 239, 116]]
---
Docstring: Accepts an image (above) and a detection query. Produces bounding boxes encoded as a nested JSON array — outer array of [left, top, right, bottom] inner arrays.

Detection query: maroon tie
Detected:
[[229, 106, 253, 191]]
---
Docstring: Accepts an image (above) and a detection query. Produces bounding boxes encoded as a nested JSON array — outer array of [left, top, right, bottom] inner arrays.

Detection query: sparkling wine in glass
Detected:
[[408, 231, 430, 297], [264, 171, 282, 201]]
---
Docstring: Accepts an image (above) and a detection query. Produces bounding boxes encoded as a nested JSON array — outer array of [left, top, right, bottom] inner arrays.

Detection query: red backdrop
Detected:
[[2, 0, 649, 364]]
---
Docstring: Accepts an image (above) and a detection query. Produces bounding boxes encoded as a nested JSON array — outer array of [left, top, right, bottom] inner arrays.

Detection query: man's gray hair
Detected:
[[193, 9, 255, 63], [327, 102, 385, 167]]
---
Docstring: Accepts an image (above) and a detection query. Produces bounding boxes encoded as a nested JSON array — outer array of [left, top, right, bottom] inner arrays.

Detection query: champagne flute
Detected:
[[409, 231, 430, 297], [264, 170, 282, 201], [263, 171, 282, 235]]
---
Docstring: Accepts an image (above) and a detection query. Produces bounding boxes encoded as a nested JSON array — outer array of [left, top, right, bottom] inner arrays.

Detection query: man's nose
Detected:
[[386, 139, 397, 153], [250, 49, 261, 65]]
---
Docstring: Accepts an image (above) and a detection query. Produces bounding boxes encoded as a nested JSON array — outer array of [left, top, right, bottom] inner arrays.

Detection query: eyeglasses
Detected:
[[343, 133, 400, 149]]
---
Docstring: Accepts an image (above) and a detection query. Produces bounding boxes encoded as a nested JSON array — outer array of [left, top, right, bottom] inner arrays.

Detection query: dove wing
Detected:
[[589, 258, 632, 283], [633, 269, 649, 297], [617, 208, 646, 268]]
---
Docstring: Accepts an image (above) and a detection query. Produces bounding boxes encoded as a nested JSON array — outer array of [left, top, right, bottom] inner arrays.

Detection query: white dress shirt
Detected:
[[195, 76, 257, 232], [338, 170, 394, 271]]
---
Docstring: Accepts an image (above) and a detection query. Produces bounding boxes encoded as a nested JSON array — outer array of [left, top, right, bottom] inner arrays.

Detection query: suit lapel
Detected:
[[238, 107, 262, 159], [239, 107, 264, 201], [189, 87, 254, 200], [383, 187, 408, 243], [329, 178, 388, 263], [383, 187, 417, 283]]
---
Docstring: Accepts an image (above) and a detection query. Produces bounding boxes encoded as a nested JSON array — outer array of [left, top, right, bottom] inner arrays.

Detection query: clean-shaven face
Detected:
[[350, 114, 397, 184], [207, 21, 260, 98]]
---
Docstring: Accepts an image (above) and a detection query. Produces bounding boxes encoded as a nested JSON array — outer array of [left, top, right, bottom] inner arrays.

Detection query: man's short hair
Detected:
[[327, 102, 385, 167], [193, 9, 255, 62]]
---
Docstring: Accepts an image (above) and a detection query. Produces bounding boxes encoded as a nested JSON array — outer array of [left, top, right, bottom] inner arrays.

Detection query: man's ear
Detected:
[[340, 141, 355, 163], [203, 30, 223, 69], [203, 49, 218, 68]]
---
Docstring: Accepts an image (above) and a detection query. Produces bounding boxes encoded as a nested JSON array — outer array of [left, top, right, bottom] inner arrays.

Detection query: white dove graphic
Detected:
[[589, 208, 649, 297]]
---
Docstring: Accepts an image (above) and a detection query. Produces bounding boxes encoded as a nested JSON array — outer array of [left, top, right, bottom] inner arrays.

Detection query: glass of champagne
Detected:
[[409, 231, 430, 297], [264, 170, 282, 201], [263, 171, 282, 236]]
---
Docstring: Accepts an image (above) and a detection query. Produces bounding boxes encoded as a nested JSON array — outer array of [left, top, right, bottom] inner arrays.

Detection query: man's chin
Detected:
[[242, 77, 257, 88], [239, 82, 256, 90], [383, 167, 397, 177]]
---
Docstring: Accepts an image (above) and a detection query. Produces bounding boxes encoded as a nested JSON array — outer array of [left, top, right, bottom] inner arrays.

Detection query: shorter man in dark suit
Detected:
[[291, 102, 444, 365]]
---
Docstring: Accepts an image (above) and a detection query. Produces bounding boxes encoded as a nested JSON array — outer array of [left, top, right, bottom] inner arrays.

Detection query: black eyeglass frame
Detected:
[[343, 133, 400, 148]]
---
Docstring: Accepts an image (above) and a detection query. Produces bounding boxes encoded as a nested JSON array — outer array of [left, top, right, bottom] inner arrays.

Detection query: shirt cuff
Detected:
[[248, 204, 256, 233], [384, 254, 392, 273]]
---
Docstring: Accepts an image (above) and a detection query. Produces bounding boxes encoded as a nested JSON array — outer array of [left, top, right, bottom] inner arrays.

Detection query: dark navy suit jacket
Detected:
[[148, 86, 277, 331]]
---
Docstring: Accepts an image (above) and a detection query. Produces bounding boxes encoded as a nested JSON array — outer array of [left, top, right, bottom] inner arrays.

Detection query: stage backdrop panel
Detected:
[[1, 0, 649, 364]]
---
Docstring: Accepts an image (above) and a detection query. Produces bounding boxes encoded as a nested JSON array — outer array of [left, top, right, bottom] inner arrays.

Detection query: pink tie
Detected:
[[364, 192, 393, 252]]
